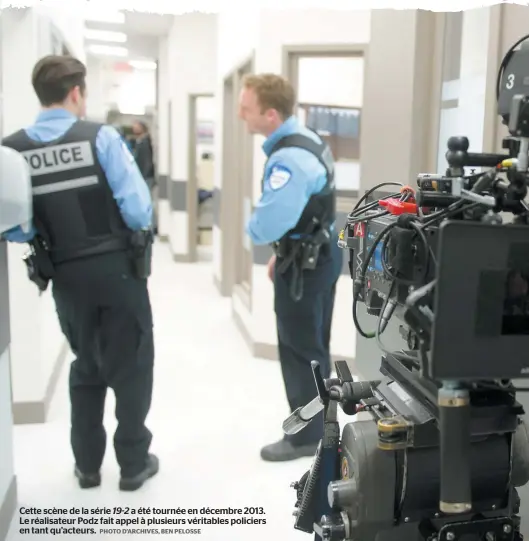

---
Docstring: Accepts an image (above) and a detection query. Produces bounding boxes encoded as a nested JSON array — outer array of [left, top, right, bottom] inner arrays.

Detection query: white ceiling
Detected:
[[123, 12, 174, 36], [84, 11, 173, 61]]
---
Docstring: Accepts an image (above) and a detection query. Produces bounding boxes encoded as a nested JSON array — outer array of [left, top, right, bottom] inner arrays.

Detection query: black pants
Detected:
[[274, 237, 343, 446], [51, 252, 154, 478]]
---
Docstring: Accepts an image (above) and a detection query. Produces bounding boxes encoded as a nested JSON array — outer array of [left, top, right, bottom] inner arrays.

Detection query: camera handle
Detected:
[[284, 361, 379, 540]]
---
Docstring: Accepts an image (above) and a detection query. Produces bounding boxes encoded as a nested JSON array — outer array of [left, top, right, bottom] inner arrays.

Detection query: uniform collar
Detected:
[[262, 116, 298, 157], [36, 108, 78, 122]]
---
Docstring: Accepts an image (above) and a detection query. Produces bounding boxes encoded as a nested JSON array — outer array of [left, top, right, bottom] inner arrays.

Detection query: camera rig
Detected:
[[284, 34, 529, 541]]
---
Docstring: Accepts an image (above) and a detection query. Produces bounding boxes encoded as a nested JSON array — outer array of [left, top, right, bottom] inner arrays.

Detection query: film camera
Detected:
[[283, 35, 529, 541]]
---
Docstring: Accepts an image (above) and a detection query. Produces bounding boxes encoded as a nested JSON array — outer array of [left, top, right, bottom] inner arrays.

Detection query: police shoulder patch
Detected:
[[268, 164, 292, 191]]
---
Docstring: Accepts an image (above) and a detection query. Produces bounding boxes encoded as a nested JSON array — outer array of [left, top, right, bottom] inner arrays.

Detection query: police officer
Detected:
[[238, 73, 343, 462], [1, 55, 158, 491]]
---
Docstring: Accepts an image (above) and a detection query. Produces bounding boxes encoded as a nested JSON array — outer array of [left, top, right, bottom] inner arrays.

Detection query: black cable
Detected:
[[347, 192, 402, 221], [422, 201, 483, 227], [352, 182, 404, 214], [352, 221, 397, 338], [347, 210, 389, 225], [375, 280, 421, 365], [379, 217, 432, 287], [381, 232, 415, 286], [408, 220, 436, 272]]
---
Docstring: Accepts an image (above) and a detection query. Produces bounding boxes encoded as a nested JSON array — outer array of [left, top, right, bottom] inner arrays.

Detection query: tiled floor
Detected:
[[6, 241, 323, 540]]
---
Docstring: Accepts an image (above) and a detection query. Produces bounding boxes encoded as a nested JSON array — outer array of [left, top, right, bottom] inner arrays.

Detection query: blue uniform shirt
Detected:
[[246, 116, 329, 245], [2, 109, 152, 243]]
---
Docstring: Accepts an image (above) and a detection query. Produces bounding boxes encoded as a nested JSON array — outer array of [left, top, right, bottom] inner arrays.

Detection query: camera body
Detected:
[[285, 34, 529, 541]]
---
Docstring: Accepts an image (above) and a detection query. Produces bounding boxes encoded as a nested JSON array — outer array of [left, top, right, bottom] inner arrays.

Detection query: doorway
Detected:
[[188, 93, 215, 262], [283, 44, 366, 206], [218, 54, 255, 299]]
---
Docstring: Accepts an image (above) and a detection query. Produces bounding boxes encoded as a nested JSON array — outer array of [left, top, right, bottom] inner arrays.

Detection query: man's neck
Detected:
[[43, 104, 78, 117], [263, 120, 284, 138]]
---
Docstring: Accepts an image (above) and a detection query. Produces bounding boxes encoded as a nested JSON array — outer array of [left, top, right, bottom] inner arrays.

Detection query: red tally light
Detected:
[[379, 198, 418, 215]]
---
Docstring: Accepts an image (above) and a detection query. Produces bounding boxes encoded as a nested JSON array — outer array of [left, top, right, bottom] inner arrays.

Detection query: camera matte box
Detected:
[[430, 220, 529, 381]]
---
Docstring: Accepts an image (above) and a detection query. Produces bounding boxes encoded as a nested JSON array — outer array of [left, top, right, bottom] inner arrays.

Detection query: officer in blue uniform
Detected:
[[1, 55, 158, 491], [239, 73, 343, 462]]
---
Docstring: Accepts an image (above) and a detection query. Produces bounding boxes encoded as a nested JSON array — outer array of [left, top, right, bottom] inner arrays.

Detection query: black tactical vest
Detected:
[[2, 120, 130, 264], [263, 131, 336, 238]]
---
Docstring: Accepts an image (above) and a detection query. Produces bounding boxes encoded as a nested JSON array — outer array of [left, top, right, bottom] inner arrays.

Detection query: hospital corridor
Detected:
[[6, 4, 529, 541]]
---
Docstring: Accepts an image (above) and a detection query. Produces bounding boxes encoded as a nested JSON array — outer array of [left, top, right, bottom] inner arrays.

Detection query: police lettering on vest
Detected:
[[22, 141, 94, 177], [2, 121, 129, 264]]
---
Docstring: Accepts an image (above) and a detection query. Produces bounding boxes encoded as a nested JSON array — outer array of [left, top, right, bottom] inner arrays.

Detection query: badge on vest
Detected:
[[268, 165, 292, 191]]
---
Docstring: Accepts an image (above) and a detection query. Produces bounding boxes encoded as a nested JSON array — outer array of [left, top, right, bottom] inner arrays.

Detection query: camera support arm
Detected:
[[284, 361, 380, 540]]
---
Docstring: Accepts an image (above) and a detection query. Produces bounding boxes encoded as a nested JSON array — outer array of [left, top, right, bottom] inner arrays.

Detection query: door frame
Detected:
[[158, 99, 172, 243], [219, 74, 236, 296], [282, 43, 368, 201], [233, 57, 254, 309], [219, 52, 255, 298], [187, 92, 215, 263]]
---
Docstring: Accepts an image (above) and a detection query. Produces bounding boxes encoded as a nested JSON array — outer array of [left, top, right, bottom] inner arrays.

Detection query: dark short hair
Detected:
[[134, 120, 149, 133], [242, 73, 296, 120], [31, 55, 87, 106]]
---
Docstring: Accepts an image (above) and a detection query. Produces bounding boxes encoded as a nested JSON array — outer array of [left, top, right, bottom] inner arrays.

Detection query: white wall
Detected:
[[437, 7, 491, 172], [85, 56, 111, 121], [1, 5, 85, 418], [157, 36, 171, 238], [0, 348, 14, 517], [35, 4, 86, 62], [298, 56, 364, 107], [166, 13, 218, 256], [214, 8, 371, 361], [213, 9, 259, 281], [217, 9, 259, 79]]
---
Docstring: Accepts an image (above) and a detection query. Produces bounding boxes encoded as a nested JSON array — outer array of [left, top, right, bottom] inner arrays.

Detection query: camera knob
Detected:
[[328, 478, 357, 509], [445, 149, 467, 168], [321, 514, 347, 541], [447, 136, 469, 152]]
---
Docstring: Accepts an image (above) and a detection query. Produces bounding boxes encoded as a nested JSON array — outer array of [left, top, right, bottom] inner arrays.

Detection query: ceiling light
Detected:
[[88, 44, 128, 57], [85, 29, 127, 43], [84, 9, 125, 25], [129, 60, 157, 70], [117, 101, 146, 115]]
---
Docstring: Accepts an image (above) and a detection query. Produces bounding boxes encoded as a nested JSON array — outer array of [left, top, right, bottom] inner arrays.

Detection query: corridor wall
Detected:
[[0, 244, 16, 539], [156, 35, 171, 239], [159, 13, 217, 260], [0, 10, 16, 537], [2, 6, 86, 425]]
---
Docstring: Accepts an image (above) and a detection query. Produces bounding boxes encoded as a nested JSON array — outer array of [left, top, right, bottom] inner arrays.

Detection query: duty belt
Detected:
[[274, 218, 331, 302]]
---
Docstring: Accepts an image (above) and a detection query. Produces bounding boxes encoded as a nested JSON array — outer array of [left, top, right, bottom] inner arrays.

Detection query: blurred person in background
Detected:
[[132, 120, 157, 233], [132, 120, 155, 189]]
